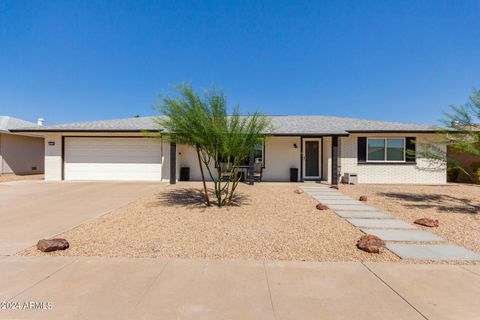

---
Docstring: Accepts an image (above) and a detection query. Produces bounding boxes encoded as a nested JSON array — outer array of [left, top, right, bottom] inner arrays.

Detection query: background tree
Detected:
[[156, 84, 271, 206], [421, 89, 480, 182]]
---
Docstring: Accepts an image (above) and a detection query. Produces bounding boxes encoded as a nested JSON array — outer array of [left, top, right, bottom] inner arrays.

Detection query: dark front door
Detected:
[[305, 141, 320, 177]]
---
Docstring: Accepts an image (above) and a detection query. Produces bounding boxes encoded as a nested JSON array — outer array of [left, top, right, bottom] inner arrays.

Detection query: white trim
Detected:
[[366, 137, 406, 163], [302, 138, 322, 179]]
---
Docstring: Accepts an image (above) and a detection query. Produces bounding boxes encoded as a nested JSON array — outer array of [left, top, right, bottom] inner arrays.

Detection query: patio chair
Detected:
[[247, 162, 263, 182]]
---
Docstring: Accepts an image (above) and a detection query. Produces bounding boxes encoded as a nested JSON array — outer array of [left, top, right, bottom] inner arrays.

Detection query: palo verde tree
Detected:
[[420, 88, 480, 182], [155, 84, 271, 206], [442, 88, 480, 181]]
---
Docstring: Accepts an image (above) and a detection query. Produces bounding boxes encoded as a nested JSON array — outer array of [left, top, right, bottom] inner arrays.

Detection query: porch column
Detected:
[[331, 136, 339, 185], [248, 150, 255, 185], [300, 136, 304, 182], [170, 141, 176, 184]]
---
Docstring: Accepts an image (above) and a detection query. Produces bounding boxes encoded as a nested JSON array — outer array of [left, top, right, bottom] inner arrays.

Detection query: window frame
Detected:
[[252, 142, 265, 168], [217, 142, 266, 169], [366, 137, 406, 163]]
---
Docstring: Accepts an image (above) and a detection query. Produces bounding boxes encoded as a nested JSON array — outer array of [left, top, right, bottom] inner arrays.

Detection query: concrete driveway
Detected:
[[0, 180, 163, 255]]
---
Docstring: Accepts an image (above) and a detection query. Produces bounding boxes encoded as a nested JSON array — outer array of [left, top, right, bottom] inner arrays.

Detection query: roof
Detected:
[[0, 116, 38, 132], [10, 115, 436, 135]]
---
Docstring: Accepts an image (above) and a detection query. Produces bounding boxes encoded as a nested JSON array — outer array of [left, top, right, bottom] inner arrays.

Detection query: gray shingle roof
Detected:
[[0, 116, 38, 132], [11, 115, 436, 134]]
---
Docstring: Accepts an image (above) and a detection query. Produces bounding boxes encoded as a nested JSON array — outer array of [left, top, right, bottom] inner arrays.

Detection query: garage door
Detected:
[[64, 137, 163, 181]]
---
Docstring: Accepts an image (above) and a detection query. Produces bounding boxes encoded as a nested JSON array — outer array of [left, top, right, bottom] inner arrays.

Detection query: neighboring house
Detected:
[[0, 116, 45, 175], [12, 115, 446, 184]]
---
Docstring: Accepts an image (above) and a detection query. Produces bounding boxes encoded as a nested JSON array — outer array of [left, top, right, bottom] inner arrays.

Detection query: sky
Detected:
[[0, 0, 479, 125]]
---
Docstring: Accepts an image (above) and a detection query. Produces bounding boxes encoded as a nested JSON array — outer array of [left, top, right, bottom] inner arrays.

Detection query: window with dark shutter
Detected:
[[357, 137, 367, 163], [405, 137, 416, 163]]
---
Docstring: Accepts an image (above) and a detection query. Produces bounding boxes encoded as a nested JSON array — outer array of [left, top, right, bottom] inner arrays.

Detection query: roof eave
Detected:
[[345, 130, 438, 134], [9, 129, 162, 133]]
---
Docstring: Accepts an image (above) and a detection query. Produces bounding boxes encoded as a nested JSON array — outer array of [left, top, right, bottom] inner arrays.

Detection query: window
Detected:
[[239, 143, 264, 166], [253, 143, 263, 165], [367, 138, 405, 162], [220, 143, 264, 167]]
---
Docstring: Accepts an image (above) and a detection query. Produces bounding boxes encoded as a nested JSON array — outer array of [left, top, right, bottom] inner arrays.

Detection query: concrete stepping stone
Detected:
[[315, 199, 362, 205], [336, 211, 392, 219], [387, 244, 480, 261], [361, 229, 447, 242], [305, 190, 342, 195], [328, 204, 376, 211], [347, 219, 416, 229], [311, 194, 350, 198], [312, 195, 352, 200], [308, 193, 344, 197], [311, 194, 352, 198]]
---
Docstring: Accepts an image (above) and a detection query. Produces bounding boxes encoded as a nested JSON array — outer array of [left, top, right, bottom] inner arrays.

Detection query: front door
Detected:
[[303, 139, 321, 179]]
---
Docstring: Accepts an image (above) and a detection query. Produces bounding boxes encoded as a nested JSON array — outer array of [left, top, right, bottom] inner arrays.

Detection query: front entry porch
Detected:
[[300, 135, 340, 184], [171, 135, 341, 184]]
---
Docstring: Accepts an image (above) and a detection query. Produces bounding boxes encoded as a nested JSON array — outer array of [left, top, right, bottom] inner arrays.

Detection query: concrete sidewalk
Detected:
[[1, 256, 479, 319]]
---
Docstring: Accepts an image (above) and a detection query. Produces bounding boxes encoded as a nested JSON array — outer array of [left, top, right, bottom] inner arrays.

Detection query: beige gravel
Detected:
[[20, 182, 399, 262], [339, 183, 480, 257], [0, 174, 44, 182]]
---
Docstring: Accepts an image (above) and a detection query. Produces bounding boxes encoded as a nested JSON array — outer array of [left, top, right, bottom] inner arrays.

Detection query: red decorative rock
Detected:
[[316, 204, 329, 210], [357, 235, 385, 254], [414, 218, 439, 228], [359, 196, 368, 202], [294, 189, 304, 194], [37, 238, 69, 252]]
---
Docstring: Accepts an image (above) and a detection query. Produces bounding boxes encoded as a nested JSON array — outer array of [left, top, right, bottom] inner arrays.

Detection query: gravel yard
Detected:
[[339, 183, 480, 255], [0, 174, 44, 182], [20, 182, 399, 262]]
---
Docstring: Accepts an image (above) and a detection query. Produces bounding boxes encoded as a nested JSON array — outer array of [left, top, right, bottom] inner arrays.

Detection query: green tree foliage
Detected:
[[421, 89, 480, 181], [441, 89, 480, 158], [155, 84, 272, 206]]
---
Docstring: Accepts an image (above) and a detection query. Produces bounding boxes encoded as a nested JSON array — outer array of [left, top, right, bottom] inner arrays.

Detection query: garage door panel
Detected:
[[64, 138, 163, 181]]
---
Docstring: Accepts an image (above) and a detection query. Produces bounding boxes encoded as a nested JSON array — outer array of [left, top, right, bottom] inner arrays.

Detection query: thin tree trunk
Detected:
[[196, 147, 210, 206], [227, 157, 243, 205]]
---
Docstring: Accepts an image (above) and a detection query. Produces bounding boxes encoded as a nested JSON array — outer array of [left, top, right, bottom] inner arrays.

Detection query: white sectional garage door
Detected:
[[64, 137, 162, 181]]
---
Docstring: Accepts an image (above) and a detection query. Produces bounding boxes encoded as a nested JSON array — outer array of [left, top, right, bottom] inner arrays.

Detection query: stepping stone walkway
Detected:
[[327, 204, 377, 211], [336, 211, 392, 219], [300, 185, 480, 261], [348, 219, 416, 229], [387, 244, 480, 261], [362, 229, 447, 242], [315, 199, 363, 205]]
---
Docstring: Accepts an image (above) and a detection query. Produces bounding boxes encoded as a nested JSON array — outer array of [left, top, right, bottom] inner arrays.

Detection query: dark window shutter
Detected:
[[357, 137, 367, 163], [406, 137, 416, 163]]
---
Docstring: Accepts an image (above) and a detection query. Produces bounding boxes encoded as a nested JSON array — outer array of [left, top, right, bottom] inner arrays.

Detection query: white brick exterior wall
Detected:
[[339, 133, 446, 184]]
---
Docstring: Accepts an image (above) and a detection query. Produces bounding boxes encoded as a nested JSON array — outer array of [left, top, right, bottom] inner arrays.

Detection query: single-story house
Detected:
[[11, 115, 446, 184], [0, 116, 44, 175]]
